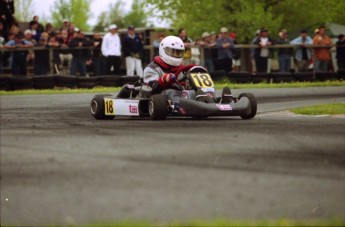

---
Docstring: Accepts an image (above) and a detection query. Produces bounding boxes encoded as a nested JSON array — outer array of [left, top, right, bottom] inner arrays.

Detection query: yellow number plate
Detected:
[[190, 73, 214, 88], [104, 98, 115, 115]]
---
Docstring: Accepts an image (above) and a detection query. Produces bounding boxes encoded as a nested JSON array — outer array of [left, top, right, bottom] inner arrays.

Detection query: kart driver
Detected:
[[143, 35, 196, 103]]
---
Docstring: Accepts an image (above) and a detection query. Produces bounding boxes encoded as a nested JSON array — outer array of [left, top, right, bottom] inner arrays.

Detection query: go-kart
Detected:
[[90, 66, 257, 120]]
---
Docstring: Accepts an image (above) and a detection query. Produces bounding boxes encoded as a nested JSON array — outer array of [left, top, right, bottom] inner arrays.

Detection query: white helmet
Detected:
[[159, 36, 185, 66]]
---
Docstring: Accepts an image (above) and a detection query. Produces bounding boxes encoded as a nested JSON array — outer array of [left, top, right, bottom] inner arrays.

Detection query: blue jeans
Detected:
[[71, 57, 87, 76], [279, 55, 291, 72], [204, 58, 214, 73], [314, 59, 328, 72]]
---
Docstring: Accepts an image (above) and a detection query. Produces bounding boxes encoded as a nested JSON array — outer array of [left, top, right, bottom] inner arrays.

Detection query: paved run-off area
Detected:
[[1, 87, 345, 226]]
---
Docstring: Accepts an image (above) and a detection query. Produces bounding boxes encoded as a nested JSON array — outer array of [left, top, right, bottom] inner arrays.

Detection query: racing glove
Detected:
[[158, 73, 176, 86]]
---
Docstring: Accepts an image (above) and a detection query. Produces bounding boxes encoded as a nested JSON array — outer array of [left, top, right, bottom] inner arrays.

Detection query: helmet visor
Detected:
[[164, 47, 184, 58]]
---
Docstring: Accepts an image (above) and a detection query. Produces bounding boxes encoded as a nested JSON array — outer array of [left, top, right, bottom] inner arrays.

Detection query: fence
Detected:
[[1, 44, 344, 91]]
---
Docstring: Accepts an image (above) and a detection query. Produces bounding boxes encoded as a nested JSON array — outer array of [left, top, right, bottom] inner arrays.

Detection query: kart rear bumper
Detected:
[[179, 98, 251, 116]]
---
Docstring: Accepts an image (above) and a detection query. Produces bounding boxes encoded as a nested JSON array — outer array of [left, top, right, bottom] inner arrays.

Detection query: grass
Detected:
[[3, 219, 345, 227], [0, 80, 344, 96], [290, 103, 345, 115]]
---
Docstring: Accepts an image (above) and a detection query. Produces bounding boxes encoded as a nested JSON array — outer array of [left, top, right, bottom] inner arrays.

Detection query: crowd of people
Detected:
[[176, 26, 345, 74], [0, 1, 344, 77], [0, 13, 145, 77]]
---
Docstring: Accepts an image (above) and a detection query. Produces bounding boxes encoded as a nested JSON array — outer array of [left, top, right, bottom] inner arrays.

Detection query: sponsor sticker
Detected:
[[216, 104, 232, 111], [129, 105, 138, 114]]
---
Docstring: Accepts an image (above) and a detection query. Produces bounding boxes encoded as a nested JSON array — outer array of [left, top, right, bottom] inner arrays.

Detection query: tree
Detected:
[[92, 0, 126, 32], [93, 0, 149, 32], [145, 0, 345, 42], [123, 0, 148, 28], [14, 0, 34, 22], [50, 0, 92, 31]]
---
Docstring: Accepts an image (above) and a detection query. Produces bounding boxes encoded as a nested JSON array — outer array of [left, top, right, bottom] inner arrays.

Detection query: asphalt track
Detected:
[[1, 87, 345, 226]]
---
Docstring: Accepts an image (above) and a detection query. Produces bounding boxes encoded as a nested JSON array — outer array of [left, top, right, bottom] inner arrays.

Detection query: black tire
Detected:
[[54, 75, 77, 88], [9, 76, 34, 90], [90, 94, 115, 120], [97, 75, 121, 87], [0, 76, 10, 90], [239, 93, 257, 120], [33, 75, 56, 89], [77, 77, 98, 89], [149, 94, 168, 120]]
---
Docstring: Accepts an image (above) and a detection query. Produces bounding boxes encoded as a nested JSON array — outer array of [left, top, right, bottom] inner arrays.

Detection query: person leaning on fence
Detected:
[[57, 29, 72, 74], [312, 25, 332, 72], [253, 28, 274, 73], [216, 27, 235, 75], [34, 35, 50, 75], [229, 32, 241, 72], [68, 28, 93, 77], [122, 25, 144, 77], [178, 28, 194, 65], [101, 24, 122, 75], [290, 29, 313, 72], [336, 34, 345, 71], [92, 32, 105, 76], [23, 29, 36, 66], [276, 29, 293, 73], [5, 32, 33, 76], [198, 32, 215, 72]]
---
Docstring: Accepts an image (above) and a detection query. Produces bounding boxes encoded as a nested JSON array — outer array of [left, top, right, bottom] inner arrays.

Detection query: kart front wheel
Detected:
[[149, 94, 168, 120], [239, 93, 257, 120], [90, 94, 115, 120]]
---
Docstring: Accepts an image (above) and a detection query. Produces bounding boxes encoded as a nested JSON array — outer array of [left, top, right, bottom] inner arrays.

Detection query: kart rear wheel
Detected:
[[149, 94, 168, 120], [90, 94, 115, 120], [239, 93, 257, 120]]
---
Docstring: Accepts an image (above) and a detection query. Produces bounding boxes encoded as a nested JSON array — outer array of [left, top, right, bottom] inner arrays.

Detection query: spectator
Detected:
[[313, 25, 332, 72], [28, 21, 41, 43], [209, 31, 218, 71], [253, 28, 274, 73], [48, 33, 62, 73], [216, 27, 235, 74], [34, 36, 49, 75], [276, 29, 293, 72], [0, 0, 15, 41], [251, 29, 260, 73], [5, 32, 33, 76], [153, 34, 165, 57], [101, 24, 122, 75], [68, 29, 93, 76], [290, 29, 313, 72], [198, 32, 215, 72], [57, 29, 72, 74], [191, 37, 201, 65], [178, 28, 194, 65], [67, 23, 76, 40], [230, 32, 241, 72], [29, 15, 44, 33], [92, 32, 105, 76], [122, 25, 143, 77], [23, 29, 36, 65], [61, 19, 69, 31], [45, 23, 54, 37], [23, 29, 37, 45], [336, 34, 345, 71]]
